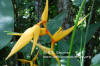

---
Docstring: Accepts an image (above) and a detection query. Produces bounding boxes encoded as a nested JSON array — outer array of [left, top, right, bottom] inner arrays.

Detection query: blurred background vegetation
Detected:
[[0, 0, 100, 66]]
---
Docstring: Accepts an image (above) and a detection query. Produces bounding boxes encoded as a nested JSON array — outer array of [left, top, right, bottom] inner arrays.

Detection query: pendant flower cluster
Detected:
[[5, 0, 88, 66]]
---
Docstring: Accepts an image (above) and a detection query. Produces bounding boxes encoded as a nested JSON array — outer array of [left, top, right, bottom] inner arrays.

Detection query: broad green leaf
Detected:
[[0, 0, 14, 49], [57, 40, 69, 53], [73, 22, 100, 51], [47, 10, 66, 34], [91, 53, 100, 66]]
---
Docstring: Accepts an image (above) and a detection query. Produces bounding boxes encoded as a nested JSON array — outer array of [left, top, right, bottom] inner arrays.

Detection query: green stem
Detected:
[[43, 51, 45, 66], [67, 0, 86, 66], [81, 0, 95, 65], [80, 27, 84, 66]]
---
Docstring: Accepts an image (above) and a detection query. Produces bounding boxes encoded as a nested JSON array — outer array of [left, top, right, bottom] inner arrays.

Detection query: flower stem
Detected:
[[67, 0, 86, 66]]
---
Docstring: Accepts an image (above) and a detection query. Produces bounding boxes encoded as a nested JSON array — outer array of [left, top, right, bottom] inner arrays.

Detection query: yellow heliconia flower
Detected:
[[51, 15, 89, 50], [17, 50, 39, 66], [40, 28, 47, 36], [6, 25, 40, 60], [41, 0, 55, 44], [35, 43, 61, 66], [5, 0, 89, 65], [41, 0, 48, 23]]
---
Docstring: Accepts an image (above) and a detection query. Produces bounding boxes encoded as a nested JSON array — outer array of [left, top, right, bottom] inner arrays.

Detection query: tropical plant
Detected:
[[0, 0, 100, 66]]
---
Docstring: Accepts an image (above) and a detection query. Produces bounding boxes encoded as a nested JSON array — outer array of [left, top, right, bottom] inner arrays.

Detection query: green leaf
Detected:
[[72, 0, 88, 6], [20, 42, 33, 56], [0, 0, 14, 49], [57, 40, 69, 53], [91, 53, 100, 66], [72, 22, 100, 52], [0, 47, 11, 65]]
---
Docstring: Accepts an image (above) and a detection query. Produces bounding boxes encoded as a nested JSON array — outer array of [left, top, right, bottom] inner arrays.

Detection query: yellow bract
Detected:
[[6, 25, 40, 60], [7, 28, 47, 36], [41, 0, 48, 23], [36, 43, 61, 66], [53, 15, 89, 42], [17, 59, 37, 66], [50, 15, 89, 50], [17, 50, 39, 66], [53, 26, 74, 42], [31, 25, 40, 55]]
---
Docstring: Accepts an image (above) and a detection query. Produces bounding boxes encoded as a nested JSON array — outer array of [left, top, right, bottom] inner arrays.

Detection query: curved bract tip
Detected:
[[41, 0, 48, 23]]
